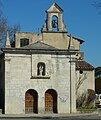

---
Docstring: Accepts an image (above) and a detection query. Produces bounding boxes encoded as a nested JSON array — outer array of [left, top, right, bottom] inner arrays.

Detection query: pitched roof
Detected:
[[46, 2, 63, 13], [67, 34, 84, 44], [76, 61, 94, 70], [22, 41, 58, 50]]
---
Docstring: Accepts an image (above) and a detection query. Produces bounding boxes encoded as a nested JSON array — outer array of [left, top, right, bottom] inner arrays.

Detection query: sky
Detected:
[[1, 0, 101, 67]]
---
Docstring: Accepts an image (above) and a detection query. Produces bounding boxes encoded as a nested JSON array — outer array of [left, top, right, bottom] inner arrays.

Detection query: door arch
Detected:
[[45, 89, 57, 113], [25, 89, 38, 113]]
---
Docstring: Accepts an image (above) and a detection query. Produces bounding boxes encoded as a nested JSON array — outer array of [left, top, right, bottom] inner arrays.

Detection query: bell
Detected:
[[52, 20, 57, 28]]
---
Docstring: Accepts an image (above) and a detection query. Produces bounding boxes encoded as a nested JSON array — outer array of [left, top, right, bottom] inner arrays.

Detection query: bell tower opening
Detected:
[[52, 16, 58, 31], [41, 2, 67, 33]]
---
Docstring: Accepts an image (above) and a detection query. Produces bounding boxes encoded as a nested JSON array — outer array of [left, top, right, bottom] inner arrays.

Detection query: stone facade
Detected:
[[3, 52, 76, 114], [0, 2, 94, 114]]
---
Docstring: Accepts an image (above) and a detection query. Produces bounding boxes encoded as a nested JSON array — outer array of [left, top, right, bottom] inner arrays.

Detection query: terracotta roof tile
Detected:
[[76, 61, 94, 70]]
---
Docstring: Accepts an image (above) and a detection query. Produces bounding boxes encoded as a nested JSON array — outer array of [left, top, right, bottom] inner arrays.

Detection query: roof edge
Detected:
[[68, 35, 85, 44]]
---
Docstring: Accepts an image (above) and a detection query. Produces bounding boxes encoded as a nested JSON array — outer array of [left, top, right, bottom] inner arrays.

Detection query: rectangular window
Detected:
[[20, 38, 29, 47]]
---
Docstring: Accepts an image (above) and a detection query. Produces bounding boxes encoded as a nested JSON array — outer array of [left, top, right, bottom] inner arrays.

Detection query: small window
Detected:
[[20, 38, 29, 47], [37, 62, 45, 76]]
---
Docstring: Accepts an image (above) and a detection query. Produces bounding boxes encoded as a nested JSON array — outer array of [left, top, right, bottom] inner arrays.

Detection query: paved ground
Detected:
[[0, 116, 101, 120], [0, 114, 101, 120]]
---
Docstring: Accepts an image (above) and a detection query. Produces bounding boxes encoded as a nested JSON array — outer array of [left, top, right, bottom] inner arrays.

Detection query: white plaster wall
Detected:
[[76, 70, 95, 95], [4, 53, 73, 114]]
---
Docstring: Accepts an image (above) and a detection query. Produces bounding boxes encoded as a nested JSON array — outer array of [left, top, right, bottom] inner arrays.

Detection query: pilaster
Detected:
[[38, 93, 45, 114], [47, 13, 52, 31], [69, 56, 76, 113], [58, 13, 62, 31]]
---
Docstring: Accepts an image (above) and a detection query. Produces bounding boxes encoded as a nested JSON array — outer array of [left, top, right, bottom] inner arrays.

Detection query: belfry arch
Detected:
[[52, 15, 58, 31]]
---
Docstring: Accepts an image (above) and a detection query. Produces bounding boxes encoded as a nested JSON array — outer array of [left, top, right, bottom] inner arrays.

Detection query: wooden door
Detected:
[[45, 92, 53, 112], [25, 92, 34, 113], [25, 90, 38, 113], [45, 89, 57, 113]]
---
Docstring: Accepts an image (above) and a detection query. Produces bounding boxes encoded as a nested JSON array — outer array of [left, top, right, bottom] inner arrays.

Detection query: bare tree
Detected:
[[0, 0, 20, 48], [76, 72, 88, 95], [86, 89, 96, 105], [76, 91, 87, 108], [76, 72, 96, 108], [93, 0, 101, 14], [94, 1, 101, 8], [7, 24, 20, 43], [0, 11, 20, 48], [76, 89, 96, 108]]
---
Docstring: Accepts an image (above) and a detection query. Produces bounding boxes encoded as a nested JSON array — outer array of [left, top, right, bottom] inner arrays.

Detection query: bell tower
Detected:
[[42, 2, 67, 33]]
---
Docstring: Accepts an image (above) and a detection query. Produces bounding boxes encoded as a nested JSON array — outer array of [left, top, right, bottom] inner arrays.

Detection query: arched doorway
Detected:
[[25, 89, 38, 113], [45, 89, 57, 113]]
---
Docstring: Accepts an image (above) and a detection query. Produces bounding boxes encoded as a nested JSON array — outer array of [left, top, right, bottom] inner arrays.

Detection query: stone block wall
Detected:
[[4, 53, 76, 114]]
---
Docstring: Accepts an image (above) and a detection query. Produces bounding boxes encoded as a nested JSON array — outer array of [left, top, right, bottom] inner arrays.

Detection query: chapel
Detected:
[[0, 3, 94, 114]]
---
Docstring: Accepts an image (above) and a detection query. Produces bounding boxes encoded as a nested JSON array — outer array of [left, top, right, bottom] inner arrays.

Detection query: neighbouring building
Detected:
[[0, 3, 95, 114], [95, 67, 101, 94]]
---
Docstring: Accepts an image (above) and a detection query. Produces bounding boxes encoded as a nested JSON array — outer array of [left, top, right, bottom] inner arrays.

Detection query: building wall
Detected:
[[42, 32, 69, 49], [15, 32, 42, 48], [4, 53, 76, 114], [95, 78, 101, 93], [1, 2, 94, 114], [15, 32, 80, 50], [43, 33, 80, 50], [76, 70, 95, 95]]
